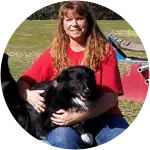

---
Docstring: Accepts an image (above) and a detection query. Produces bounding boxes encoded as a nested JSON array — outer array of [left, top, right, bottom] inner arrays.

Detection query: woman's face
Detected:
[[63, 11, 88, 41]]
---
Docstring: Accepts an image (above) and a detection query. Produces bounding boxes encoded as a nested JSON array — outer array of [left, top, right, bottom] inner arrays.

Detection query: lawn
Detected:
[[4, 20, 147, 125]]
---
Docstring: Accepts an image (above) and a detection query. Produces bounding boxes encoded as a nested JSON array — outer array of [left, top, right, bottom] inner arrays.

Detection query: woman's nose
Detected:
[[72, 19, 78, 26]]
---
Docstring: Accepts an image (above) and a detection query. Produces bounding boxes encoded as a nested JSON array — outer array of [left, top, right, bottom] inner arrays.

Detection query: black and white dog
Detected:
[[1, 53, 99, 145]]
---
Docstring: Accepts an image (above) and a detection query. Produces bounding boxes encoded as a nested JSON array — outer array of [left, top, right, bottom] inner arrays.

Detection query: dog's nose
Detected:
[[83, 88, 90, 96]]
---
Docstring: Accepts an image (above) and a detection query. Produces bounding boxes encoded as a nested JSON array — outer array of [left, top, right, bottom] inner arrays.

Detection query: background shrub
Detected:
[[27, 2, 123, 20]]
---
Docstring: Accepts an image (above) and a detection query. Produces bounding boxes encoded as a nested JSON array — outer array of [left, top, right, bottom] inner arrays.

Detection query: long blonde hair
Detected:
[[50, 1, 110, 74]]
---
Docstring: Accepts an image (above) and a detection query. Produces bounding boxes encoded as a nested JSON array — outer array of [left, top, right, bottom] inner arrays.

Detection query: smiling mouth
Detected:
[[71, 29, 81, 32], [72, 31, 80, 34]]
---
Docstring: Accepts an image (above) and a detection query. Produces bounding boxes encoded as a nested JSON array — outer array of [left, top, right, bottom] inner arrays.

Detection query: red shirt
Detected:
[[20, 46, 123, 115]]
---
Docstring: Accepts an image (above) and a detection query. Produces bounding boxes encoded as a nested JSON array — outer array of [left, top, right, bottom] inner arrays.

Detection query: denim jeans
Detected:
[[42, 114, 129, 149]]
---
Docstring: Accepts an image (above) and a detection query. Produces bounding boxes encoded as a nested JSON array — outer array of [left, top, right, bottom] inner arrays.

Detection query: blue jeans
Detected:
[[42, 114, 129, 149]]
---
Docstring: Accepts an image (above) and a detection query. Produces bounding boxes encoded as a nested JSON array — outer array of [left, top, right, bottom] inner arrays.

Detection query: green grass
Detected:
[[5, 19, 146, 125]]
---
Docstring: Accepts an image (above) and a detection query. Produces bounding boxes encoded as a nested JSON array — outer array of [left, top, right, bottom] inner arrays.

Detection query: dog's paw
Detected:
[[39, 136, 46, 140], [81, 133, 93, 145]]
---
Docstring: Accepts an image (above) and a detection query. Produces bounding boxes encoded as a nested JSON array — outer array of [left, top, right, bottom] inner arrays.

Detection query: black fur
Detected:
[[1, 53, 98, 143]]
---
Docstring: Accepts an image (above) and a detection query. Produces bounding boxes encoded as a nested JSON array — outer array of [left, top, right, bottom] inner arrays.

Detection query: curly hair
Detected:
[[50, 1, 110, 74]]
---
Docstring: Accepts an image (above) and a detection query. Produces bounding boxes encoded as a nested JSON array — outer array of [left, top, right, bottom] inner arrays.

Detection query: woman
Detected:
[[17, 1, 129, 149]]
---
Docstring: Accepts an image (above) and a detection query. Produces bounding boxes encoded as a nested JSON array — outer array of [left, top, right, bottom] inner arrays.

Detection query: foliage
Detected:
[[27, 2, 123, 20]]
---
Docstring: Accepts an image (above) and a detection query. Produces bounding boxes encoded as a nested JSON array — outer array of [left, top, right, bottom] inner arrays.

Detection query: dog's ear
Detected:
[[57, 70, 69, 82]]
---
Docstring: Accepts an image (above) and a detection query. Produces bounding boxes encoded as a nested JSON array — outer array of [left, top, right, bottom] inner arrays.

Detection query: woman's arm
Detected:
[[17, 80, 46, 113], [76, 92, 118, 121], [16, 50, 52, 113], [51, 92, 118, 126], [17, 80, 30, 100]]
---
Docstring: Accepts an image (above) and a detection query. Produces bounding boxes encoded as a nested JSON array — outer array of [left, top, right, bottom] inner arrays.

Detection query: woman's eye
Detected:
[[66, 19, 72, 22]]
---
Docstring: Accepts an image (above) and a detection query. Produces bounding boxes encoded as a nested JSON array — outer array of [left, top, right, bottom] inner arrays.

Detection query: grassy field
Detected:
[[5, 20, 147, 125]]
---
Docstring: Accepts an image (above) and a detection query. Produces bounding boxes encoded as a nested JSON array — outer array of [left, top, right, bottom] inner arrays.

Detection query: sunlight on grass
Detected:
[[119, 100, 143, 124]]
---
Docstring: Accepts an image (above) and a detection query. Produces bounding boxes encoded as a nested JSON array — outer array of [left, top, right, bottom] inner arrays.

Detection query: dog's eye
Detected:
[[71, 87, 76, 92]]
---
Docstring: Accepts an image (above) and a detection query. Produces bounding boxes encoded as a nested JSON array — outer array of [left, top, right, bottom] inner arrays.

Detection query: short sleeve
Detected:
[[101, 46, 123, 96], [19, 49, 53, 85]]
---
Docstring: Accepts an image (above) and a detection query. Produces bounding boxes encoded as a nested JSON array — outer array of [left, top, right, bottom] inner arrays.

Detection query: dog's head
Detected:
[[56, 66, 97, 110]]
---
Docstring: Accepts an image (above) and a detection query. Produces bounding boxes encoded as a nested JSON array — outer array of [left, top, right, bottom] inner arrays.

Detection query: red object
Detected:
[[20, 46, 123, 114], [119, 64, 149, 102]]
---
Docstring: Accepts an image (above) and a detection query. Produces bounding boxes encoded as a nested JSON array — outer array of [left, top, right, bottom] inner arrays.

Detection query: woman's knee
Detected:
[[48, 127, 80, 139], [46, 127, 86, 149], [95, 115, 129, 145]]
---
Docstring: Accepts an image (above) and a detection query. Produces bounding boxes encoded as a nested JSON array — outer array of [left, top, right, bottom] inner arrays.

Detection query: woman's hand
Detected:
[[51, 109, 80, 126], [26, 89, 46, 113], [51, 93, 118, 126]]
